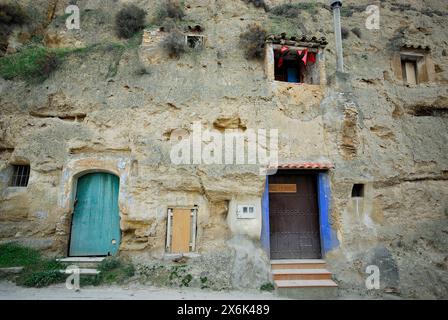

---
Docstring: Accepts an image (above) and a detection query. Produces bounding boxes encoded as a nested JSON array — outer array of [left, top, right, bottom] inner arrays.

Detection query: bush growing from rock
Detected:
[[239, 24, 267, 60], [17, 257, 66, 288], [162, 29, 187, 58], [341, 27, 350, 39], [351, 27, 362, 39], [270, 4, 299, 18], [154, 0, 185, 25], [93, 257, 135, 285], [260, 282, 275, 291], [0, 3, 27, 25], [243, 0, 267, 11], [0, 3, 27, 54], [21, 269, 65, 288], [270, 3, 320, 18], [115, 5, 147, 39]]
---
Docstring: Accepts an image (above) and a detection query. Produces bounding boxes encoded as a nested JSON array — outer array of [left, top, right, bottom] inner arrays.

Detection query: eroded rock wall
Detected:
[[0, 0, 447, 296]]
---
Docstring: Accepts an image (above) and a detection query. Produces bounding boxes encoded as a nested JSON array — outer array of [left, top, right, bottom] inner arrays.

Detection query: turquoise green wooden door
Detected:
[[69, 173, 121, 256]]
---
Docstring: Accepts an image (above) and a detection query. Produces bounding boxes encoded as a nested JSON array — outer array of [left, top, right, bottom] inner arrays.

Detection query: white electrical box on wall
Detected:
[[237, 205, 256, 219]]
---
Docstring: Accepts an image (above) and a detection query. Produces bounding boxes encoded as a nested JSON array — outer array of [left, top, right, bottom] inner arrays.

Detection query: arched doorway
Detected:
[[69, 172, 121, 256]]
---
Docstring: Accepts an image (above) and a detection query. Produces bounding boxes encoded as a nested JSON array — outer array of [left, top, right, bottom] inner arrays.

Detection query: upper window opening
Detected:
[[186, 35, 204, 49], [273, 46, 318, 84], [10, 164, 30, 187], [396, 45, 432, 85], [351, 184, 364, 198], [266, 35, 327, 85]]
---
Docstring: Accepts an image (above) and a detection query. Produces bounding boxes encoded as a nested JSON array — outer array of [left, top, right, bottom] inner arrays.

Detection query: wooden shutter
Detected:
[[405, 61, 417, 85], [167, 208, 197, 253]]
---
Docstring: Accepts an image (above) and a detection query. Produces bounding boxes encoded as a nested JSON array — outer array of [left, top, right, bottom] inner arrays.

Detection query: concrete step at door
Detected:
[[275, 279, 339, 299], [271, 259, 327, 270], [272, 268, 333, 281], [275, 279, 338, 288], [271, 259, 339, 299]]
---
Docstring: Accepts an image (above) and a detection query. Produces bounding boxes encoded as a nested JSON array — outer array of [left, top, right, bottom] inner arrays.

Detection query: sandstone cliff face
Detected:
[[0, 0, 447, 297]]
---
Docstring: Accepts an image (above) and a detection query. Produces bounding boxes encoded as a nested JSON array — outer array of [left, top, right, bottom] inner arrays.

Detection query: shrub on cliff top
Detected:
[[154, 0, 185, 25], [0, 3, 27, 25], [239, 24, 267, 60], [243, 0, 267, 11], [0, 3, 28, 54], [115, 5, 147, 39], [270, 3, 320, 18]]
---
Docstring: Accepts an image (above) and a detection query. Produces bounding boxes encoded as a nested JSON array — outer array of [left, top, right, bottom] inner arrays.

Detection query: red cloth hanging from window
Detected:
[[280, 46, 289, 54], [308, 52, 316, 64], [277, 46, 289, 68], [297, 49, 308, 65]]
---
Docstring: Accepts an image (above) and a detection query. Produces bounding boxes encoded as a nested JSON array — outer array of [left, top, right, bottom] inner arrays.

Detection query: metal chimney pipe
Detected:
[[331, 0, 344, 72]]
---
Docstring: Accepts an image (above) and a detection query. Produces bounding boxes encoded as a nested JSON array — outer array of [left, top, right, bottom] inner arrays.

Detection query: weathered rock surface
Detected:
[[0, 0, 447, 297]]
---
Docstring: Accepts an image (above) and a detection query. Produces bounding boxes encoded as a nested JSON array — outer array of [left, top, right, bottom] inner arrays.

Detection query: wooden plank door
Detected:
[[171, 209, 192, 253], [69, 173, 121, 256], [269, 173, 321, 259]]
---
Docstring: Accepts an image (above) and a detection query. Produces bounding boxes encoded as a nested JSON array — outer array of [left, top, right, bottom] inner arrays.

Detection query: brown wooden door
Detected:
[[269, 173, 321, 259], [171, 209, 192, 253]]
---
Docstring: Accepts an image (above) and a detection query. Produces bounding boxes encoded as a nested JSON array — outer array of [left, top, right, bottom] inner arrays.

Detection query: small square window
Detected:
[[351, 184, 364, 198], [186, 35, 204, 49], [394, 47, 433, 85], [10, 165, 30, 187]]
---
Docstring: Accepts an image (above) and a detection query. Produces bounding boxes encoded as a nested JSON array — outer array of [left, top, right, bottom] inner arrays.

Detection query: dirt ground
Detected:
[[0, 280, 286, 300]]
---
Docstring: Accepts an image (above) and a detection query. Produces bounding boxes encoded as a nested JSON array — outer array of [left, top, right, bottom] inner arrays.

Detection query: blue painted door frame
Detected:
[[69, 172, 121, 257], [261, 178, 270, 256], [317, 172, 339, 254], [261, 171, 339, 258]]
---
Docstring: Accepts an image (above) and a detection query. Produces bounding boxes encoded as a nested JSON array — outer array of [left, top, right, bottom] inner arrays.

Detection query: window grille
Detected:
[[10, 165, 30, 187]]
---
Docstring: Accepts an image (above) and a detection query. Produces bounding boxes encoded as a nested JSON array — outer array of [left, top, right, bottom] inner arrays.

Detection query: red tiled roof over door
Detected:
[[274, 162, 334, 170]]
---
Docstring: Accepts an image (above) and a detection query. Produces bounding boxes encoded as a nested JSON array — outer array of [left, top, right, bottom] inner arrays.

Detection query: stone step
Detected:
[[275, 279, 338, 288], [271, 259, 327, 270], [60, 268, 100, 275], [276, 285, 339, 299], [57, 257, 105, 263], [0, 267, 24, 275], [272, 268, 333, 281], [57, 257, 105, 268]]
